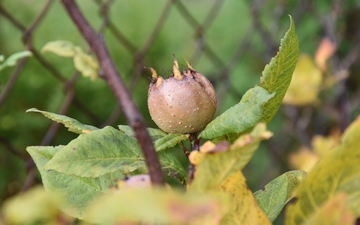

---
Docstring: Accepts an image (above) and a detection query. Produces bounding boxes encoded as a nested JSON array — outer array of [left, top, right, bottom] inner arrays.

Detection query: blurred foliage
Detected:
[[1, 0, 360, 224]]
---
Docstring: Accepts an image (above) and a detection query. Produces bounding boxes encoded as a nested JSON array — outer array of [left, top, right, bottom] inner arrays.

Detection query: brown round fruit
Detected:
[[147, 57, 217, 134]]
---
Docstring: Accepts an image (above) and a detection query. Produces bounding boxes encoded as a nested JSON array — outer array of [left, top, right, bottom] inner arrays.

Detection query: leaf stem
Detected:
[[61, 0, 164, 186]]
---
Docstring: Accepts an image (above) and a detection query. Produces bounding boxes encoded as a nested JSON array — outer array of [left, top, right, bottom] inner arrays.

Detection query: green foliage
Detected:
[[259, 16, 300, 122], [118, 125, 189, 152], [43, 126, 148, 177], [26, 108, 98, 134], [18, 17, 304, 225], [199, 86, 275, 140], [254, 170, 307, 222], [27, 145, 120, 218], [285, 118, 360, 225], [0, 51, 32, 71], [200, 16, 299, 141]]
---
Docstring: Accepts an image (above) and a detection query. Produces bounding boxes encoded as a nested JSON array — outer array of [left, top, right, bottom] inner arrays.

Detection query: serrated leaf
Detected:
[[73, 47, 99, 80], [41, 40, 76, 57], [84, 188, 228, 225], [44, 126, 146, 177], [118, 125, 188, 152], [260, 16, 300, 122], [155, 133, 189, 152], [0, 50, 32, 71], [26, 108, 98, 134], [158, 150, 187, 184], [27, 146, 123, 219], [302, 193, 355, 225], [199, 86, 275, 140], [285, 117, 360, 225], [44, 126, 187, 183], [254, 170, 307, 221], [190, 123, 272, 192], [199, 17, 298, 141], [118, 125, 166, 141], [220, 172, 271, 224]]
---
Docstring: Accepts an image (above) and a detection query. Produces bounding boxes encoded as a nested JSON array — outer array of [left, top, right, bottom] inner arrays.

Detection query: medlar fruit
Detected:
[[147, 56, 217, 134]]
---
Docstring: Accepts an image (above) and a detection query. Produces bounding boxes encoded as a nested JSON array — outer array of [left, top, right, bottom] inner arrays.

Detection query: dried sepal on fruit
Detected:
[[147, 56, 217, 134]]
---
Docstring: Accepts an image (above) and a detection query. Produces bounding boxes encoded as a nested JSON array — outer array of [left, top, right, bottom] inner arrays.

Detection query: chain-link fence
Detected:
[[1, 0, 360, 200]]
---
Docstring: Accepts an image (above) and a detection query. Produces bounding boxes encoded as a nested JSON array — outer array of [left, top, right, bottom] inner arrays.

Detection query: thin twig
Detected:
[[61, 0, 165, 185]]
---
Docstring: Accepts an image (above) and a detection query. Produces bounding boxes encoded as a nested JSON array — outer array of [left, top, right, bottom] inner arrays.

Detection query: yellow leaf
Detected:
[[289, 130, 341, 172], [312, 132, 340, 157], [73, 47, 99, 80], [84, 188, 228, 225], [302, 193, 355, 225], [41, 40, 76, 57], [220, 172, 271, 225], [289, 146, 319, 173], [2, 186, 67, 224], [285, 116, 360, 225], [189, 123, 272, 192], [283, 54, 322, 106]]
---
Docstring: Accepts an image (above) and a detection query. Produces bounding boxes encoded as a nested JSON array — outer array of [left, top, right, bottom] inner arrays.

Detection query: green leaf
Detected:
[[285, 118, 360, 225], [260, 16, 300, 122], [190, 123, 272, 192], [199, 16, 299, 141], [254, 170, 307, 222], [119, 125, 189, 152], [118, 125, 167, 141], [199, 86, 274, 140], [0, 50, 32, 71], [44, 126, 147, 177], [44, 126, 187, 183], [158, 150, 187, 184], [27, 145, 123, 219], [84, 188, 228, 225], [155, 133, 189, 152], [41, 40, 76, 57], [26, 108, 98, 134]]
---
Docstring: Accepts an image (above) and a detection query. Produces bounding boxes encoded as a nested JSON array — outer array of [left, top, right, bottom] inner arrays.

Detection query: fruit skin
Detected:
[[147, 58, 217, 134]]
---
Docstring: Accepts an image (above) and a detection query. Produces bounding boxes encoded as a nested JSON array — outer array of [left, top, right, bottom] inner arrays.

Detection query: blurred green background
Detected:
[[1, 0, 360, 223]]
